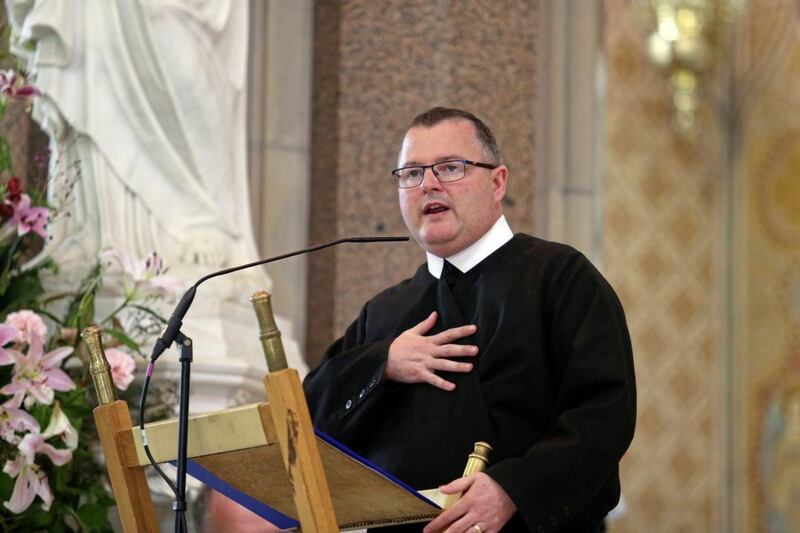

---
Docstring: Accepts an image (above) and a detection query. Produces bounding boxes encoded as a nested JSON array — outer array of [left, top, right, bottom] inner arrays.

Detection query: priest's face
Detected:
[[397, 119, 508, 258]]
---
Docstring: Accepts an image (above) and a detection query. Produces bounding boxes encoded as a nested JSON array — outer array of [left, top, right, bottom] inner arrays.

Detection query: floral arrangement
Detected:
[[0, 45, 183, 532]]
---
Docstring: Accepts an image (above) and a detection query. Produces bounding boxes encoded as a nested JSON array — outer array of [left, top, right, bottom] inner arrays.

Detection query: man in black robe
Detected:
[[304, 107, 636, 533]]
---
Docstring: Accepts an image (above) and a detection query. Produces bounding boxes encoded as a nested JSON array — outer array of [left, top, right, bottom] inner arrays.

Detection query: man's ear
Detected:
[[491, 165, 509, 203]]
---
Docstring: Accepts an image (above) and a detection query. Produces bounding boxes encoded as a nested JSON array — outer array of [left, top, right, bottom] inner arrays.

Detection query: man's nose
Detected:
[[420, 167, 441, 192]]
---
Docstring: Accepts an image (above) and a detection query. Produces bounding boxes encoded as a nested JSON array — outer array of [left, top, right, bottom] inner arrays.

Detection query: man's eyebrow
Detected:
[[399, 155, 466, 167]]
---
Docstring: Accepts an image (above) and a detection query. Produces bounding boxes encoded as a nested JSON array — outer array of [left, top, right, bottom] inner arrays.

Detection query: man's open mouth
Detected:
[[423, 203, 449, 215]]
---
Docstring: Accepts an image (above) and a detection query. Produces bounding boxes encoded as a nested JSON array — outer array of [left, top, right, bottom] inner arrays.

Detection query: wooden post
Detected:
[[252, 290, 338, 531], [265, 369, 338, 532], [83, 326, 157, 532], [93, 401, 158, 532]]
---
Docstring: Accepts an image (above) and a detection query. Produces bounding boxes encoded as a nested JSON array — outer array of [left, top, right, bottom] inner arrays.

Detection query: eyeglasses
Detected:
[[391, 159, 498, 189]]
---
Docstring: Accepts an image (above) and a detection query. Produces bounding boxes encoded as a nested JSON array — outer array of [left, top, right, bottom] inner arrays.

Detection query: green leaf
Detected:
[[0, 236, 20, 299], [64, 263, 102, 329], [50, 457, 82, 498], [49, 518, 68, 533], [104, 328, 141, 353], [0, 268, 46, 317], [28, 403, 53, 429], [95, 491, 116, 508], [0, 470, 14, 501], [0, 364, 12, 388], [0, 136, 11, 173], [77, 502, 111, 531], [57, 388, 91, 431], [64, 504, 90, 532], [36, 502, 69, 533], [58, 387, 90, 408], [23, 500, 56, 527]]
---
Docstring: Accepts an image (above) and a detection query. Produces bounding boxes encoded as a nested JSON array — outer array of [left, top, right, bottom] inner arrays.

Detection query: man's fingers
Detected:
[[410, 311, 438, 334], [443, 514, 477, 533], [431, 359, 473, 374], [423, 487, 470, 533], [425, 373, 456, 391], [431, 324, 477, 344], [439, 474, 474, 494], [423, 497, 468, 533], [434, 344, 479, 357]]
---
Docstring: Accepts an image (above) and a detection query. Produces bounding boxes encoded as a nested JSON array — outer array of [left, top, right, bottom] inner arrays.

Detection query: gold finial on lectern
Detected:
[[462, 441, 492, 476], [81, 326, 119, 405], [250, 290, 288, 372]]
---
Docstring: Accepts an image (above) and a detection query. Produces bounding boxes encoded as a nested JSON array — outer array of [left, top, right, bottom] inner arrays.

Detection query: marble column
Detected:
[[248, 0, 313, 355]]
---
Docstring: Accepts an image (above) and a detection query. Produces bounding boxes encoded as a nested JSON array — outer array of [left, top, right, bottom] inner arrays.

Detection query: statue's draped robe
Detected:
[[10, 0, 259, 290]]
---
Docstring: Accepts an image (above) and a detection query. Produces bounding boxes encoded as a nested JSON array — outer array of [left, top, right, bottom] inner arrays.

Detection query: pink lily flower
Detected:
[[3, 433, 72, 513], [0, 69, 40, 102], [0, 401, 40, 444], [5, 194, 49, 238], [0, 324, 18, 366], [4, 310, 47, 345], [101, 249, 185, 302], [0, 336, 75, 406]]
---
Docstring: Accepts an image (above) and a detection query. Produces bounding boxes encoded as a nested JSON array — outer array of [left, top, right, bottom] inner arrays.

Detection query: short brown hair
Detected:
[[409, 107, 500, 164]]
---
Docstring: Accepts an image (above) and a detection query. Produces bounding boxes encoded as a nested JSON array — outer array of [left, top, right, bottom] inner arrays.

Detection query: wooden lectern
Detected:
[[84, 291, 444, 532]]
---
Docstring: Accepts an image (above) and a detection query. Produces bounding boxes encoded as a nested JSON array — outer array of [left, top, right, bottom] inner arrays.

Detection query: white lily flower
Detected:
[[41, 401, 78, 450]]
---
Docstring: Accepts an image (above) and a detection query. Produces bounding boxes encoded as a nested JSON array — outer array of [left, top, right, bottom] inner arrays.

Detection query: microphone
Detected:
[[149, 235, 409, 361]]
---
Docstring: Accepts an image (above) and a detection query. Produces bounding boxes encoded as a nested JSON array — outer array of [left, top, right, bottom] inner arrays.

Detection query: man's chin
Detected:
[[418, 235, 460, 257]]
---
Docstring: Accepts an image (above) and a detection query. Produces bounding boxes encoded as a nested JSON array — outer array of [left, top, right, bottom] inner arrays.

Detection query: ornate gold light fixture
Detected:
[[646, 0, 745, 134]]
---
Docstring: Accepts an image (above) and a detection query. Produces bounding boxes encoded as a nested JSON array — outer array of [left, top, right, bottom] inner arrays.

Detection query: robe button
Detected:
[[345, 399, 353, 410], [359, 389, 366, 399]]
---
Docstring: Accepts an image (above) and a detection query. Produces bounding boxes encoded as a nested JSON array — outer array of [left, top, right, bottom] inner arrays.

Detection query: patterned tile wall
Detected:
[[603, 1, 800, 531], [602, 1, 724, 530]]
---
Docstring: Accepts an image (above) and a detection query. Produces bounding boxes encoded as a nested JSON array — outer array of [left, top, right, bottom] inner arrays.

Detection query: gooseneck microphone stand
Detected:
[[172, 331, 192, 532], [141, 236, 409, 533]]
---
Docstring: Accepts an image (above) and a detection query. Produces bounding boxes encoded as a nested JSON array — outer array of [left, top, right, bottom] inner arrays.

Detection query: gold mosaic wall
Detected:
[[603, 1, 724, 531], [603, 1, 800, 531]]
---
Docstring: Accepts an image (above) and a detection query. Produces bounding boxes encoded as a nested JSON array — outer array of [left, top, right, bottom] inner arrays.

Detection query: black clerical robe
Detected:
[[304, 235, 636, 532]]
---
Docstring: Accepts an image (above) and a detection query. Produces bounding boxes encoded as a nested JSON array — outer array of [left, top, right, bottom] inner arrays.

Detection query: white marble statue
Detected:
[[6, 0, 305, 398]]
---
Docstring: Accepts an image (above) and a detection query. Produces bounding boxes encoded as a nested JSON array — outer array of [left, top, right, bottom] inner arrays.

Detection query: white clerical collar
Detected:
[[427, 215, 514, 279]]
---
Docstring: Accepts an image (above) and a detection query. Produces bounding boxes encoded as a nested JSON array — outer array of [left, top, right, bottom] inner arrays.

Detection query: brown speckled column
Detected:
[[308, 0, 538, 365], [0, 8, 50, 199]]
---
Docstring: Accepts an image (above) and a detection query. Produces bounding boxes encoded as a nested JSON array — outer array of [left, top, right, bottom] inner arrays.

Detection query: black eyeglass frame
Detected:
[[391, 159, 499, 189]]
